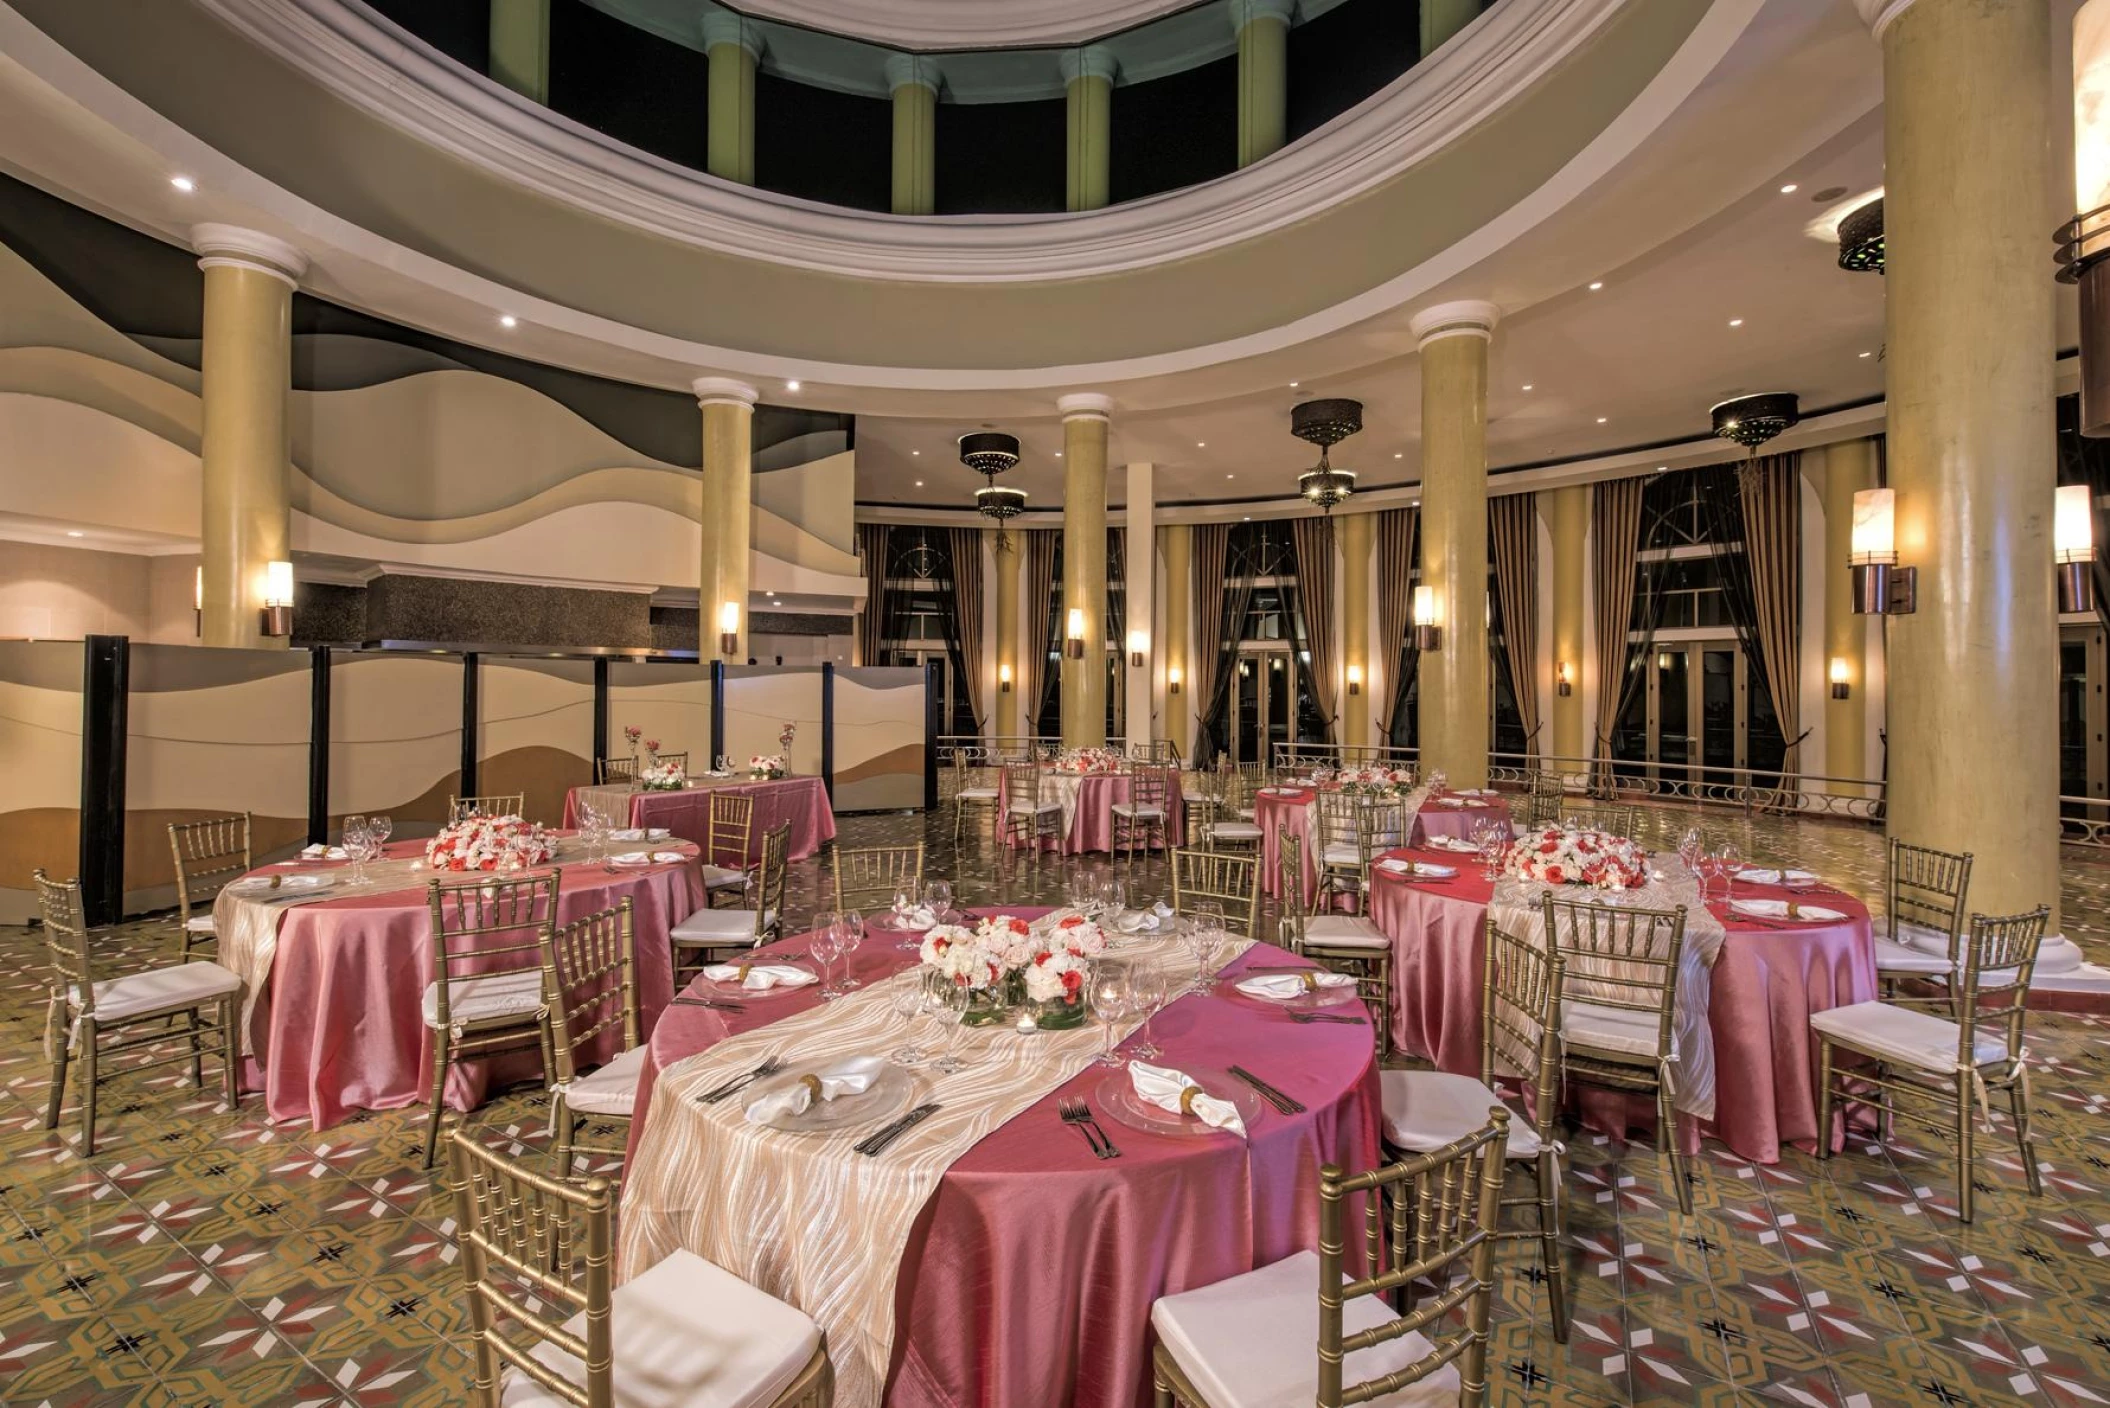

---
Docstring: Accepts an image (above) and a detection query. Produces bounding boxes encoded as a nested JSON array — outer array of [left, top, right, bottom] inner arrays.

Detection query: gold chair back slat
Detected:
[[542, 900, 639, 1088], [1888, 839, 1973, 949], [1536, 801, 1638, 841], [451, 794, 529, 820], [1170, 847, 1262, 937], [426, 872, 561, 1034], [1127, 766, 1174, 814], [168, 813, 252, 916], [32, 869, 93, 998], [753, 822, 792, 936], [1526, 773, 1566, 829], [1539, 896, 1686, 1049], [707, 792, 757, 872], [597, 756, 639, 784], [1482, 922, 1564, 1147], [832, 844, 926, 913], [1957, 906, 2050, 1068], [1003, 759, 1047, 808]]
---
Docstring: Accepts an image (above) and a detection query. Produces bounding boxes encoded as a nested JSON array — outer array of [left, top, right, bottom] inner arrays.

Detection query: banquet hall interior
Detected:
[[6, 0, 2110, 1404]]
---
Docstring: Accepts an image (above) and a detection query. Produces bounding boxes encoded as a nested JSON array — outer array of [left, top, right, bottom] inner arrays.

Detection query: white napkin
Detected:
[[1152, 901, 1174, 919], [1129, 1062, 1246, 1137], [702, 962, 816, 991], [1427, 835, 1481, 854], [608, 828, 646, 841], [744, 1055, 885, 1124], [1730, 898, 1844, 923], [608, 851, 653, 865], [1436, 796, 1469, 807], [1455, 788, 1498, 797], [1116, 910, 1159, 933], [300, 844, 349, 861], [1736, 868, 1817, 886], [1237, 971, 1357, 1000], [896, 905, 940, 930], [1377, 858, 1454, 878]]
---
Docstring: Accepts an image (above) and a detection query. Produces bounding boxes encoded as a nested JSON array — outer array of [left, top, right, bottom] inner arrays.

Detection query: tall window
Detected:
[[1033, 530, 1127, 739], [1199, 522, 1330, 763], [876, 529, 978, 737]]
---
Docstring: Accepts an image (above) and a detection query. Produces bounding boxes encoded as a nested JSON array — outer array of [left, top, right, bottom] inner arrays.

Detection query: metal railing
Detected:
[[2061, 795, 2110, 847]]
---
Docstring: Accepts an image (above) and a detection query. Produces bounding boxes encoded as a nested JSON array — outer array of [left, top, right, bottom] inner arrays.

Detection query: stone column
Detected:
[[693, 377, 757, 664], [1059, 394, 1113, 750], [488, 0, 550, 102], [1338, 511, 1375, 747], [1817, 439, 1877, 790], [1162, 524, 1192, 758], [1232, 0, 1294, 168], [1866, 0, 2060, 929], [1420, 0, 1480, 58], [887, 55, 939, 216], [1125, 462, 1156, 746], [192, 225, 306, 651], [994, 525, 1022, 740], [1061, 46, 1116, 212], [1410, 300, 1499, 788], [1545, 484, 1588, 762], [702, 12, 761, 186]]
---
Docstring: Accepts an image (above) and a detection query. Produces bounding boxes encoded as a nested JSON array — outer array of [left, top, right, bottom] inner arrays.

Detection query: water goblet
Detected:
[[810, 910, 842, 1000], [1101, 876, 1127, 923], [1127, 962, 1167, 1059], [891, 884, 921, 950], [1677, 827, 1704, 873], [1090, 957, 1134, 1067], [369, 814, 393, 853], [341, 815, 369, 885], [888, 976, 930, 1067], [929, 975, 971, 1075], [836, 912, 866, 989], [923, 879, 954, 925]]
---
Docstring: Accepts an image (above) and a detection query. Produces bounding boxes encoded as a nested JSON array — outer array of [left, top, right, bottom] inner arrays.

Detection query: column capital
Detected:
[[1056, 391, 1115, 421], [692, 376, 759, 409], [1851, 0, 1920, 41], [884, 53, 942, 95], [700, 10, 765, 60], [1058, 45, 1120, 86], [1410, 299, 1501, 348], [1230, 0, 1296, 32], [190, 224, 308, 289]]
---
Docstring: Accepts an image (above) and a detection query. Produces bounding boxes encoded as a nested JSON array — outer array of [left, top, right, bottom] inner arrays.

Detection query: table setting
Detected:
[[993, 756, 1188, 855], [562, 765, 837, 862]]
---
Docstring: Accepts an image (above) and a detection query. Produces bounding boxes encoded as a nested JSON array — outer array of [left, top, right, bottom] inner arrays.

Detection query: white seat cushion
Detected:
[[670, 909, 774, 946], [1304, 915, 1389, 951], [1236, 807, 1256, 821], [72, 960, 240, 1024], [1111, 803, 1167, 819], [701, 864, 748, 892], [183, 915, 217, 935], [957, 787, 1000, 801], [556, 1044, 649, 1118], [1872, 936, 1954, 976], [1381, 1070, 1546, 1159], [1009, 800, 1062, 815], [1809, 1000, 2009, 1073], [1150, 1250, 1458, 1408], [1894, 920, 1957, 954], [1561, 1000, 1667, 1059], [1210, 823, 1265, 843], [501, 1247, 821, 1408], [422, 969, 546, 1030], [1319, 843, 1361, 867]]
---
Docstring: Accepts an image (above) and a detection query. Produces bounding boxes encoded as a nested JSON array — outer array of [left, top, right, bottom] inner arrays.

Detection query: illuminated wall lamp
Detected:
[[998, 662, 1013, 693], [1064, 607, 1088, 659], [1411, 586, 1442, 651], [2057, 483, 2096, 613], [1168, 665, 1183, 695], [260, 560, 294, 637], [717, 600, 741, 656], [1127, 629, 1148, 668], [1848, 488, 1916, 614], [1555, 660, 1573, 697], [1829, 657, 1851, 700], [1345, 663, 1362, 696]]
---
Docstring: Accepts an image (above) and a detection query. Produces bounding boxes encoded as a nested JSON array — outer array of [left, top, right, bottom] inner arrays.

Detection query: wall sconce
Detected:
[[717, 600, 741, 656], [1656, 651, 1674, 671], [260, 560, 294, 637], [1126, 629, 1148, 667], [998, 662, 1013, 693], [1411, 585, 1441, 651], [1849, 487, 1916, 614], [1346, 663, 1362, 696], [193, 565, 203, 637], [1829, 656, 1851, 700], [1168, 665, 1183, 695], [1064, 607, 1087, 659], [2057, 483, 2096, 613], [1555, 660, 1573, 697]]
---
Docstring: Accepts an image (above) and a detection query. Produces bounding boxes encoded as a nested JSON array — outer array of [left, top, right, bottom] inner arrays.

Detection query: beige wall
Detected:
[[0, 542, 150, 639]]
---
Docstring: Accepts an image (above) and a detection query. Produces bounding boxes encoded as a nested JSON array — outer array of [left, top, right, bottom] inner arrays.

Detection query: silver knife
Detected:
[[859, 1102, 940, 1156]]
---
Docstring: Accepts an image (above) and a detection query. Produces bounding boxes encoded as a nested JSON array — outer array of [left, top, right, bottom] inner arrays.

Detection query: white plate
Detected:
[[742, 1061, 921, 1134], [1232, 975, 1363, 1007], [232, 873, 332, 895], [698, 962, 817, 996], [1093, 1067, 1269, 1138]]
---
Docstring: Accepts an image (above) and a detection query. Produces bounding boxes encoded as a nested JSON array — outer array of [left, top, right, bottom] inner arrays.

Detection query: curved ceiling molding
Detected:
[[197, 0, 1626, 283], [685, 0, 1200, 49]]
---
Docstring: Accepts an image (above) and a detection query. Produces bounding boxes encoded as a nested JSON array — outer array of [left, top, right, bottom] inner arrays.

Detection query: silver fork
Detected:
[[1058, 1097, 1109, 1158], [700, 1055, 785, 1104], [1073, 1097, 1121, 1159]]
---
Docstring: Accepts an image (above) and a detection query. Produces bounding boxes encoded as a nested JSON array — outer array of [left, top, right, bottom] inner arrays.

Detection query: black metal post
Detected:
[[820, 663, 836, 804], [460, 652, 479, 800], [709, 660, 726, 764], [308, 647, 331, 844], [592, 657, 610, 779], [78, 634, 128, 926], [924, 658, 943, 813]]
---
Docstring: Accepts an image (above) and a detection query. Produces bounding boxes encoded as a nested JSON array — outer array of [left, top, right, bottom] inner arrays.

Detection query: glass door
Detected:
[[1619, 639, 1750, 789], [2060, 624, 2106, 807], [1229, 646, 1293, 766]]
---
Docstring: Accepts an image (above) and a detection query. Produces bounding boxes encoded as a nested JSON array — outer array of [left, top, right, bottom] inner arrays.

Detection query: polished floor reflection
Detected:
[[2, 803, 2108, 1406]]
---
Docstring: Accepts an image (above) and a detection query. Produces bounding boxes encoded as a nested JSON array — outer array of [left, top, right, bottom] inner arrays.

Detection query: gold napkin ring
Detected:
[[736, 964, 753, 981], [798, 1073, 823, 1100], [1179, 1087, 1201, 1115]]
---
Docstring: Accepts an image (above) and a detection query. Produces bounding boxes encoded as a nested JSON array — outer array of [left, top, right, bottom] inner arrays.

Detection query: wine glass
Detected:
[[1677, 827, 1704, 873], [810, 910, 842, 1000], [923, 879, 954, 925], [1100, 876, 1127, 925], [929, 973, 970, 1075], [1128, 962, 1167, 1060], [891, 884, 921, 950], [1090, 958, 1133, 1067], [889, 976, 930, 1067], [341, 815, 369, 885], [836, 912, 865, 989], [368, 814, 393, 856]]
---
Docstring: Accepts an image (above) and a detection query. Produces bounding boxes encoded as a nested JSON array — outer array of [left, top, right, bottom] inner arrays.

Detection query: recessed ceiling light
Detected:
[[1728, 318, 1744, 328], [1588, 281, 1604, 291], [499, 314, 517, 328], [1289, 381, 1300, 388], [1243, 515, 1251, 521], [1521, 384, 1534, 391], [1858, 351, 1873, 358], [1654, 465, 1668, 473], [914, 480, 923, 487], [785, 380, 801, 392], [1410, 499, 1420, 508], [1394, 452, 1404, 459], [1197, 441, 1206, 448], [170, 175, 195, 193], [1226, 473, 1235, 479], [1779, 183, 1798, 194], [65, 530, 84, 538], [1595, 416, 1608, 424], [1055, 451, 1063, 458]]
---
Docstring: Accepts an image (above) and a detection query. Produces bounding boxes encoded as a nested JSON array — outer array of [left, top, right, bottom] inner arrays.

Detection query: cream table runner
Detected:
[[619, 929, 1222, 1408]]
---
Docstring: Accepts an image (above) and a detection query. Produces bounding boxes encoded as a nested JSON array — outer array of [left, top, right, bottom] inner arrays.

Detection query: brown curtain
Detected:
[[857, 522, 890, 666], [948, 528, 987, 731], [1376, 506, 1419, 735], [1739, 454, 1805, 778], [1020, 529, 1059, 739], [1590, 478, 1646, 788], [1190, 523, 1233, 759], [1290, 518, 1339, 740], [1489, 494, 1541, 755]]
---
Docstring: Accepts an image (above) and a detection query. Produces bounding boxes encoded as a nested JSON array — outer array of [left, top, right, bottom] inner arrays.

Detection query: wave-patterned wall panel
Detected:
[[832, 669, 926, 813], [329, 653, 463, 835], [123, 645, 312, 907], [606, 663, 714, 767], [722, 668, 824, 776], [0, 641, 84, 923], [478, 657, 593, 826]]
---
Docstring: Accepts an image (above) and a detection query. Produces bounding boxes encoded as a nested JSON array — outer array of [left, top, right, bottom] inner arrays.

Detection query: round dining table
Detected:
[[562, 774, 837, 861], [1366, 842, 1877, 1164], [1255, 783, 1505, 903], [620, 912, 1380, 1408], [994, 768, 1189, 855], [211, 836, 705, 1128]]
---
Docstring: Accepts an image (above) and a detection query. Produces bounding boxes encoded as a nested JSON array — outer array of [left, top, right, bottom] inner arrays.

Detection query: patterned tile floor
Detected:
[[2, 803, 2109, 1406]]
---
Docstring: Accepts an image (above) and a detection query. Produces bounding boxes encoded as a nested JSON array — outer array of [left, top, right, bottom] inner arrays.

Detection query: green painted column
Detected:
[[702, 12, 762, 186], [887, 54, 939, 216], [488, 0, 550, 103], [1061, 46, 1116, 212], [1420, 0, 1481, 58], [1232, 0, 1293, 167], [1058, 393, 1113, 750]]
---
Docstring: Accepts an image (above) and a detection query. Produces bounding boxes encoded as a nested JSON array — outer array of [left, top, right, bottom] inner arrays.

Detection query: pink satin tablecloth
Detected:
[[1413, 792, 1507, 845], [994, 770, 1189, 855], [1255, 786, 1319, 902], [243, 839, 704, 1128], [1367, 846, 1876, 1164], [626, 914, 1381, 1408], [561, 776, 836, 862]]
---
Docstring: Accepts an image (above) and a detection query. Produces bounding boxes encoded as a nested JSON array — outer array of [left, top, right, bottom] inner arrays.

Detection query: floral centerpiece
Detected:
[[919, 911, 1107, 1027], [424, 814, 555, 873], [639, 757, 687, 791], [1337, 766, 1414, 793], [622, 724, 642, 763], [1505, 827, 1649, 891], [748, 754, 787, 780], [1051, 748, 1123, 775]]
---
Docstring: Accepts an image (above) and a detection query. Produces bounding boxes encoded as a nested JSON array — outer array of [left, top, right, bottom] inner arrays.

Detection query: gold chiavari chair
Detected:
[[1526, 772, 1567, 829], [1129, 740, 1174, 764], [448, 1133, 832, 1408], [1815, 906, 2049, 1224], [670, 821, 790, 985], [950, 752, 1001, 845], [35, 870, 242, 1155], [832, 843, 926, 913], [703, 790, 756, 907], [1231, 761, 1264, 816], [1869, 839, 1974, 1007], [168, 812, 252, 962], [596, 755, 639, 784], [421, 871, 561, 1168], [1543, 801, 1639, 841], [1381, 921, 1568, 1340], [1316, 794, 1406, 910], [1171, 847, 1262, 938], [1276, 845, 1390, 1059], [1003, 759, 1063, 855], [1112, 765, 1175, 862], [1198, 771, 1262, 851], [649, 751, 689, 775], [540, 898, 642, 1180], [1150, 1111, 1508, 1408], [451, 793, 529, 821], [1541, 894, 1691, 1213]]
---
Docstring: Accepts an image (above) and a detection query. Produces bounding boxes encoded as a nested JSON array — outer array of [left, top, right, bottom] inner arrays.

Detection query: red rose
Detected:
[[1009, 918, 1031, 935], [1058, 915, 1084, 929], [1062, 970, 1084, 994], [1540, 841, 1558, 855], [1545, 865, 1565, 884]]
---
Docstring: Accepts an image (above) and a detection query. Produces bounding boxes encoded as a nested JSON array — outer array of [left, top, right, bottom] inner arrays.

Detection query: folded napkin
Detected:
[[1453, 788, 1496, 797], [1377, 858, 1455, 878], [1116, 910, 1160, 933], [1426, 835, 1482, 854], [1730, 897, 1844, 923], [1736, 868, 1817, 886], [744, 1055, 884, 1124], [300, 844, 349, 861], [608, 828, 646, 841], [702, 962, 816, 991], [1129, 1062, 1246, 1138], [1236, 971, 1357, 1000], [894, 905, 941, 930], [1436, 797, 1469, 807]]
